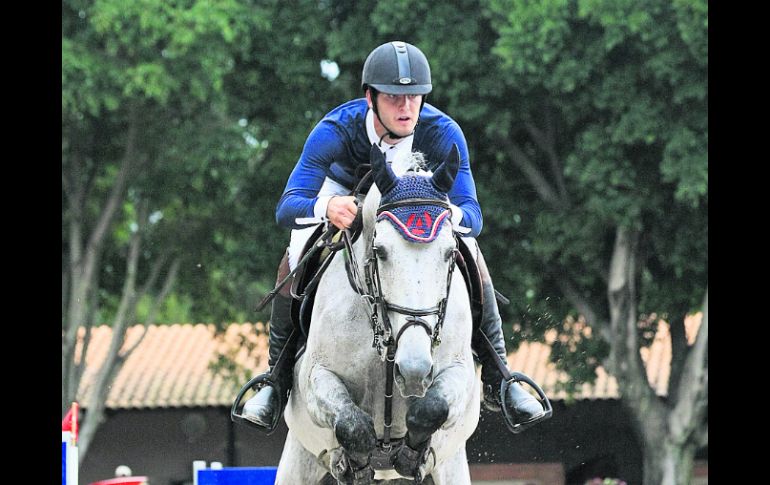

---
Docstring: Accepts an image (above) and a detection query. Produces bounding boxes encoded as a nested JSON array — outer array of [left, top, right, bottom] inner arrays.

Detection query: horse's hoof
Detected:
[[333, 407, 377, 456], [329, 448, 375, 485], [392, 441, 430, 480]]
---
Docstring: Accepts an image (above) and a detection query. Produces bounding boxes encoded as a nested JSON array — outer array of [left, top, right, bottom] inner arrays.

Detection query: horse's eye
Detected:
[[374, 246, 388, 261]]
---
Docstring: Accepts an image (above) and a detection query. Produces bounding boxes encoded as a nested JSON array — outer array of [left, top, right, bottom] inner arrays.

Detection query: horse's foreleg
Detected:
[[410, 364, 472, 444], [306, 365, 377, 484], [275, 430, 329, 485], [394, 365, 472, 481], [427, 445, 471, 485]]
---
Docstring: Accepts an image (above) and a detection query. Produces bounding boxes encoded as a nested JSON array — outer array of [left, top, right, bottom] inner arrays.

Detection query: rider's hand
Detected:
[[326, 195, 358, 230]]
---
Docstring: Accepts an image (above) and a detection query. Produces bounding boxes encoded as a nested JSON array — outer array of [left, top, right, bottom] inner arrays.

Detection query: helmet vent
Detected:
[[392, 41, 412, 85]]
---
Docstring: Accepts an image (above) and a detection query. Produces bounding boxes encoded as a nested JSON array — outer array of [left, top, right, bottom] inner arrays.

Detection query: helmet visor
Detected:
[[369, 83, 432, 95]]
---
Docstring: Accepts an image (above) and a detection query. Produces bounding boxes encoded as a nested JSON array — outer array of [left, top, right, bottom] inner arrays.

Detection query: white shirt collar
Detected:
[[366, 108, 414, 157]]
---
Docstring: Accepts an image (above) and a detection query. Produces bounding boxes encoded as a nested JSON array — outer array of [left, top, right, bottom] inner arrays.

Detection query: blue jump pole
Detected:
[[195, 461, 277, 485]]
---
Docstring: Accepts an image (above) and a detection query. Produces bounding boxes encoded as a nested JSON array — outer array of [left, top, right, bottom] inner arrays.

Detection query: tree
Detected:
[[323, 0, 707, 482], [482, 0, 708, 483], [63, 0, 365, 462], [62, 0, 261, 461], [63, 0, 708, 480]]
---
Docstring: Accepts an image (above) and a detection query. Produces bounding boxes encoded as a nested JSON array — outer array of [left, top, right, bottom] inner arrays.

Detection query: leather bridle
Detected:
[[341, 196, 458, 451]]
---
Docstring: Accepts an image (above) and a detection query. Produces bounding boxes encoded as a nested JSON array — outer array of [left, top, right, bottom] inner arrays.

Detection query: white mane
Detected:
[[391, 150, 430, 177]]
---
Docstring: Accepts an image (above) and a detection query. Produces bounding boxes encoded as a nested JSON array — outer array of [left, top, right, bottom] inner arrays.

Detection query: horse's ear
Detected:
[[370, 143, 398, 195], [431, 143, 460, 193]]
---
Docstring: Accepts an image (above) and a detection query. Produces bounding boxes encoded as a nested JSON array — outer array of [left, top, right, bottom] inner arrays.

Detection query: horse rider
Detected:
[[241, 41, 547, 431]]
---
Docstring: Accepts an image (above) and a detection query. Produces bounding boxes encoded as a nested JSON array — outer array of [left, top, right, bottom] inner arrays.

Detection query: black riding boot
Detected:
[[243, 253, 296, 428], [473, 250, 545, 426]]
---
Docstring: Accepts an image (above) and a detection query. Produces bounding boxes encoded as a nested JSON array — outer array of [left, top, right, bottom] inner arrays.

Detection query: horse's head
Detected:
[[365, 144, 460, 398]]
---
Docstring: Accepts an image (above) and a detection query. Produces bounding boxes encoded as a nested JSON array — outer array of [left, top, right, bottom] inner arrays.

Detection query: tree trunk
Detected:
[[76, 360, 121, 462], [607, 228, 706, 485], [62, 105, 139, 416], [642, 437, 696, 485], [77, 251, 179, 463], [507, 112, 708, 485]]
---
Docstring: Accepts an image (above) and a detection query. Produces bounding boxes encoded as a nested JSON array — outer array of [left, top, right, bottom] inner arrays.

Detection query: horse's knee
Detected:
[[333, 406, 377, 457], [407, 394, 449, 437]]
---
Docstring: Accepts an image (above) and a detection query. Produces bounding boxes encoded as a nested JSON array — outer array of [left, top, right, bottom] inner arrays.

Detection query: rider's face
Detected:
[[367, 90, 422, 141]]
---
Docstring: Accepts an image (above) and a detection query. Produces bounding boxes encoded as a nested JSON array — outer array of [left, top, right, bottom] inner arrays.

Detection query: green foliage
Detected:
[[63, 0, 250, 120], [484, 0, 707, 382], [63, 0, 268, 327], [549, 317, 611, 395], [134, 292, 194, 325], [64, 0, 707, 393], [662, 127, 708, 207]]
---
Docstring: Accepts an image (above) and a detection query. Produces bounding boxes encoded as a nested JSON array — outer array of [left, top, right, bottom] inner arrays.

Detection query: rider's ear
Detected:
[[431, 144, 460, 193], [370, 143, 398, 195]]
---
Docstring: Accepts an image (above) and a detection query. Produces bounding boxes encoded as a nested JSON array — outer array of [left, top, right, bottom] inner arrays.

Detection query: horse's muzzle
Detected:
[[394, 359, 434, 398]]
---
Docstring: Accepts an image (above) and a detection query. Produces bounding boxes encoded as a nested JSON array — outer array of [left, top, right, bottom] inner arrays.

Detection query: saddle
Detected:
[[289, 223, 339, 345]]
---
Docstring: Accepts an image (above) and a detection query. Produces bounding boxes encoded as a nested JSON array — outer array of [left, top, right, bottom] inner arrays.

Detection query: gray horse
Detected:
[[277, 145, 480, 484]]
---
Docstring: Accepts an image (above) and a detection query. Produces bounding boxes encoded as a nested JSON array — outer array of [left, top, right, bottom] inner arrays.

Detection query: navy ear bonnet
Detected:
[[377, 173, 451, 243]]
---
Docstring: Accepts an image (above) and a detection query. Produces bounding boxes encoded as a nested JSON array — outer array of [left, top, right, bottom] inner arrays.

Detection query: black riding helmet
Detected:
[[362, 41, 432, 140]]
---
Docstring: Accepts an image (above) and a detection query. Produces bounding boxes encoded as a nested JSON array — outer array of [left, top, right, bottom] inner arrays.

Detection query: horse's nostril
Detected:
[[394, 364, 405, 385], [395, 359, 432, 381]]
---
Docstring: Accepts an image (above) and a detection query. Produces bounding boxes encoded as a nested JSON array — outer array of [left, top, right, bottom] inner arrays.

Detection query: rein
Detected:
[[254, 172, 373, 312]]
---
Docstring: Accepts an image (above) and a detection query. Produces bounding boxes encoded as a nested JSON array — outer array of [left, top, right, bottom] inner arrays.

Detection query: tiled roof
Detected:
[[75, 314, 702, 409], [536, 313, 702, 400], [76, 323, 269, 409]]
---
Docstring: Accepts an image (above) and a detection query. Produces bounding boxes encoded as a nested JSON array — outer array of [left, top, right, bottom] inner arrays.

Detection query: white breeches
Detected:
[[288, 177, 348, 270]]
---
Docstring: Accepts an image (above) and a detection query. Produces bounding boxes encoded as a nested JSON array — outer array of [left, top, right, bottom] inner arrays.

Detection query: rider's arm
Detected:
[[275, 121, 346, 229], [442, 125, 483, 238]]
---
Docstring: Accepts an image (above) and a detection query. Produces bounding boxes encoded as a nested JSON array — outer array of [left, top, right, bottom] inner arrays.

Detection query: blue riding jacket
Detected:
[[276, 98, 483, 238]]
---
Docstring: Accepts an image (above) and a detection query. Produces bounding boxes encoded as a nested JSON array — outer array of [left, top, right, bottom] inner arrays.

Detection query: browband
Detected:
[[376, 198, 450, 215]]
